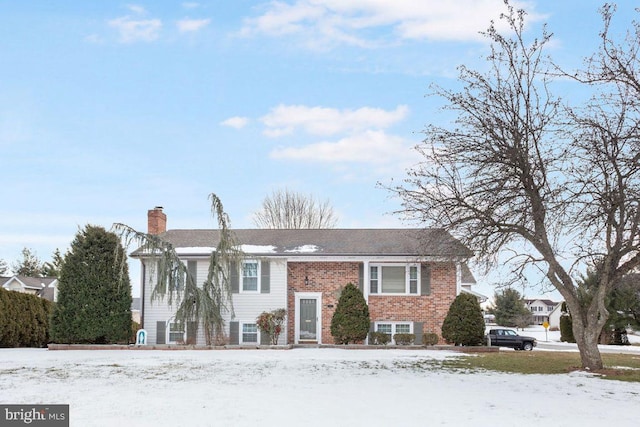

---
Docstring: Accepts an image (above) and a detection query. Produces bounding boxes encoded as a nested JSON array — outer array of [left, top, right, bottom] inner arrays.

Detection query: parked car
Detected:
[[486, 328, 537, 351]]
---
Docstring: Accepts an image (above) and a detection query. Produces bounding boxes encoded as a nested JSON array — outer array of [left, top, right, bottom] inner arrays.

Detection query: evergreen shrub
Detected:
[[393, 333, 414, 345], [330, 283, 370, 344], [423, 332, 439, 346], [0, 288, 52, 347], [368, 332, 390, 345], [441, 293, 485, 346]]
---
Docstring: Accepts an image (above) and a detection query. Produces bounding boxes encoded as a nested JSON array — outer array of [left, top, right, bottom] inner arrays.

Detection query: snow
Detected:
[[2, 347, 640, 426], [284, 244, 320, 253], [174, 247, 217, 255], [240, 244, 277, 253]]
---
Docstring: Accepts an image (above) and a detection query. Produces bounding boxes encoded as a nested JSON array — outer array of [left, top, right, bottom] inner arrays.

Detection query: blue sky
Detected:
[[1, 1, 635, 299]]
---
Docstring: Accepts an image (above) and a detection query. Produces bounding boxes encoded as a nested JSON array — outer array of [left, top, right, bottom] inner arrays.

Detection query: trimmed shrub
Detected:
[[393, 333, 414, 345], [0, 288, 52, 348], [369, 331, 391, 345], [441, 293, 485, 346], [330, 283, 370, 344], [423, 332, 439, 346]]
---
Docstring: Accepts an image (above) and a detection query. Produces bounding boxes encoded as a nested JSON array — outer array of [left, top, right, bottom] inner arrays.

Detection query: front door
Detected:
[[299, 298, 317, 341]]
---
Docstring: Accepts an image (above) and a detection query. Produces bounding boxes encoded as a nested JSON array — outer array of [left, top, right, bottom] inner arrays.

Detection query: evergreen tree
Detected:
[[489, 288, 531, 327], [50, 225, 132, 344], [330, 283, 370, 344], [441, 293, 485, 346], [42, 248, 65, 278], [12, 248, 43, 276], [559, 302, 575, 343]]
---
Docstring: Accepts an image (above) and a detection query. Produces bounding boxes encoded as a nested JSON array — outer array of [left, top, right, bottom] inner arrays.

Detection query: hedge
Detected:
[[0, 288, 52, 347]]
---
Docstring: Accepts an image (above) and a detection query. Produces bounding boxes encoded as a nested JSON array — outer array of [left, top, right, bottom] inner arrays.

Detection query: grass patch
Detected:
[[444, 351, 640, 382]]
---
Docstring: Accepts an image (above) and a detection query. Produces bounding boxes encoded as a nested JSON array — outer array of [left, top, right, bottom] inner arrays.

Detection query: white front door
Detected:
[[295, 293, 322, 344]]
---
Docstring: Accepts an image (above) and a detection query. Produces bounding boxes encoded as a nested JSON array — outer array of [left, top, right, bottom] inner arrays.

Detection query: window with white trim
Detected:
[[241, 323, 258, 344], [241, 260, 259, 292], [375, 322, 413, 344], [369, 264, 420, 295], [168, 322, 185, 343]]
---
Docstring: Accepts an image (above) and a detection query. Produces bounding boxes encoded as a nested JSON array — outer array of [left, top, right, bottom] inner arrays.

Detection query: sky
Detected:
[[1, 1, 637, 299]]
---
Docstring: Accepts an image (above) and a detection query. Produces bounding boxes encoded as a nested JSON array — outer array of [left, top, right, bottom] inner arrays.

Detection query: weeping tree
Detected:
[[391, 3, 640, 370], [114, 193, 244, 345]]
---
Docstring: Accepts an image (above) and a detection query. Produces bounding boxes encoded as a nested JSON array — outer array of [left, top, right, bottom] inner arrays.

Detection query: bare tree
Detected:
[[390, 4, 640, 370], [0, 259, 8, 276], [253, 189, 338, 229]]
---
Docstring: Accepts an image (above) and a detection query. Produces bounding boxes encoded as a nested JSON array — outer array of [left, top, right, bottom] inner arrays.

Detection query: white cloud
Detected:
[[126, 4, 147, 15], [182, 2, 200, 9], [221, 116, 249, 129], [270, 130, 414, 165], [108, 16, 162, 43], [177, 18, 211, 33], [240, 0, 541, 47], [261, 104, 408, 137]]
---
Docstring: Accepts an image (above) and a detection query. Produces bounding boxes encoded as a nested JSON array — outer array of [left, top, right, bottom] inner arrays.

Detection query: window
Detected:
[[242, 323, 258, 344], [369, 264, 420, 295], [168, 322, 184, 343], [242, 260, 259, 292], [375, 322, 413, 344]]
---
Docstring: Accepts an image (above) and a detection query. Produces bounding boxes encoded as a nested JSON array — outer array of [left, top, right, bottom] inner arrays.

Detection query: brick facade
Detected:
[[287, 261, 458, 345], [367, 262, 457, 341]]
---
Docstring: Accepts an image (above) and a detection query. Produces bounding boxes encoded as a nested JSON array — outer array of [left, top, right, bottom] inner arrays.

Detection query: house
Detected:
[[524, 298, 559, 325], [134, 207, 475, 346], [0, 275, 58, 302]]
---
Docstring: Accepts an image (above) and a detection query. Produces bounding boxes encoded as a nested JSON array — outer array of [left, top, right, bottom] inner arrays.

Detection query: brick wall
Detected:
[[287, 262, 359, 345], [368, 262, 457, 341], [287, 261, 458, 345]]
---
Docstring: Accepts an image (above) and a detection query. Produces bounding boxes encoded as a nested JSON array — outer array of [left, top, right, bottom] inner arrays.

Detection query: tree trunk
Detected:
[[571, 311, 605, 370]]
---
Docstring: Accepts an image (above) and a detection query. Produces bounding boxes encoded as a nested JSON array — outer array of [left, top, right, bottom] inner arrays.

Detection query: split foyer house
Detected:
[[135, 207, 475, 346]]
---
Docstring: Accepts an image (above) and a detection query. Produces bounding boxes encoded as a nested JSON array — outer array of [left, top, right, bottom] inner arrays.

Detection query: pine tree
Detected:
[[330, 283, 370, 344], [42, 248, 64, 278], [489, 288, 531, 327], [12, 248, 44, 277], [441, 293, 485, 346], [50, 225, 132, 344]]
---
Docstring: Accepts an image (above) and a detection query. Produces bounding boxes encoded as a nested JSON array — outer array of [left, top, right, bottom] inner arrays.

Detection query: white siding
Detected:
[[231, 259, 288, 345], [141, 257, 288, 345]]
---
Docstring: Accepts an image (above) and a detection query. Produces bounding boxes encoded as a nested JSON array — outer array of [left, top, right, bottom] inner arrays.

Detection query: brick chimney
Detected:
[[148, 206, 167, 235]]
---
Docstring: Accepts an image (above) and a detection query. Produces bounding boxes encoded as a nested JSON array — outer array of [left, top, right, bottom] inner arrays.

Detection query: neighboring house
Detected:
[[134, 207, 475, 346], [548, 302, 565, 329], [1, 275, 58, 302], [524, 298, 559, 324]]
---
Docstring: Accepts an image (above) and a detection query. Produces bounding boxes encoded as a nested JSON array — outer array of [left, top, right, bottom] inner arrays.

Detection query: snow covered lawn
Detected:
[[1, 348, 639, 427]]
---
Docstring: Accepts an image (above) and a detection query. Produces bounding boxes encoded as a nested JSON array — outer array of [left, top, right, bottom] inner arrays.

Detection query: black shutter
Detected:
[[187, 261, 197, 288], [229, 321, 239, 345], [421, 264, 431, 296], [414, 322, 424, 345], [260, 261, 270, 294], [156, 321, 166, 344], [230, 262, 239, 293], [187, 321, 197, 345], [260, 330, 270, 345], [358, 263, 364, 293]]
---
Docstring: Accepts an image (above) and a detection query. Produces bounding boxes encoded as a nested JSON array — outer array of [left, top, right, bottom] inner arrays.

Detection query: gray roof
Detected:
[[133, 228, 472, 258]]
